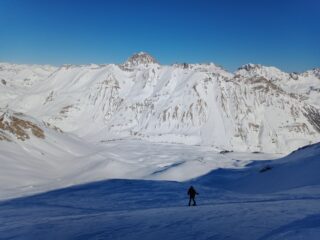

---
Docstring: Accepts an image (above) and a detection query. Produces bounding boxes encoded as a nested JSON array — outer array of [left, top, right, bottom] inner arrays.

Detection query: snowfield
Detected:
[[0, 137, 279, 200], [0, 143, 320, 239], [1, 54, 320, 239]]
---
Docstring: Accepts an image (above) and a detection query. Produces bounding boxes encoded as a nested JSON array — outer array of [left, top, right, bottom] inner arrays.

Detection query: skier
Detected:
[[187, 186, 198, 206]]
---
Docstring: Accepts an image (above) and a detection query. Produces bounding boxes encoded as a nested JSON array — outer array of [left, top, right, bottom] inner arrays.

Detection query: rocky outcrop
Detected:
[[0, 110, 45, 141]]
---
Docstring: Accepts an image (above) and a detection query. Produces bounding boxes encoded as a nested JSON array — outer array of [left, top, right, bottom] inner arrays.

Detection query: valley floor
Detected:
[[0, 140, 279, 200]]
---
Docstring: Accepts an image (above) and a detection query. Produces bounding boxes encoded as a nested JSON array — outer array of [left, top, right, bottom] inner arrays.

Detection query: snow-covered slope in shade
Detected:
[[1, 142, 320, 239], [196, 142, 320, 193], [0, 54, 319, 153]]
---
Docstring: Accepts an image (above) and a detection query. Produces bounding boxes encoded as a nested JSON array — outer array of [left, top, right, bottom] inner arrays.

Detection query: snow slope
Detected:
[[0, 118, 280, 200], [1, 54, 320, 239], [1, 142, 320, 239], [196, 142, 320, 193]]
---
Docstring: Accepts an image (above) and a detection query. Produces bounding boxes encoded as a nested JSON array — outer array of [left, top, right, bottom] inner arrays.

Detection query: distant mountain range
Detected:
[[1, 52, 320, 153]]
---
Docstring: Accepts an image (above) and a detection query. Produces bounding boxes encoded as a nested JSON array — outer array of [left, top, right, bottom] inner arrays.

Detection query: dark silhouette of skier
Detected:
[[187, 186, 198, 206]]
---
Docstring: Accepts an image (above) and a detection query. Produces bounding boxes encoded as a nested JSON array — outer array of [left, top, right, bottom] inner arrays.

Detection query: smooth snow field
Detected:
[[1, 141, 320, 239], [0, 139, 279, 200]]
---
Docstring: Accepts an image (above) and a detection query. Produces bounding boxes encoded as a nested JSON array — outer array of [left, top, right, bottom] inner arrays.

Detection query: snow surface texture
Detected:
[[1, 143, 320, 239], [1, 54, 320, 153]]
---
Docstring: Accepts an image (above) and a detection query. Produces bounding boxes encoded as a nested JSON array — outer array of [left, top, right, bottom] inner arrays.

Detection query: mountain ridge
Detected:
[[2, 52, 319, 74], [0, 53, 319, 153]]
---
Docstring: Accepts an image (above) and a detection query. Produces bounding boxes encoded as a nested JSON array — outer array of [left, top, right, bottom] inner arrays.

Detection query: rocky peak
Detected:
[[299, 67, 320, 79], [237, 63, 262, 71], [312, 68, 320, 78], [235, 64, 288, 82], [123, 52, 158, 67]]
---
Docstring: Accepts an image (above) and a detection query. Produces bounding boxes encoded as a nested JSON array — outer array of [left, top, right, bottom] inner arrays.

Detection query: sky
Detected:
[[0, 0, 319, 72]]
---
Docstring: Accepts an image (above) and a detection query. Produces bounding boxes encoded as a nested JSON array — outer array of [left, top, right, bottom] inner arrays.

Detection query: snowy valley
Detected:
[[0, 53, 320, 239]]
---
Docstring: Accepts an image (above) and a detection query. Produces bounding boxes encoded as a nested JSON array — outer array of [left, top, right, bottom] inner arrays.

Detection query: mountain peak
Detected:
[[312, 68, 320, 77], [123, 52, 158, 67], [237, 63, 262, 71]]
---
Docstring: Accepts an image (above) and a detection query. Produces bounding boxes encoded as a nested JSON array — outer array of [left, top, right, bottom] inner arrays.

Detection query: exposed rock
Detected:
[[238, 63, 262, 71], [0, 110, 45, 141], [303, 106, 320, 133], [123, 52, 158, 68]]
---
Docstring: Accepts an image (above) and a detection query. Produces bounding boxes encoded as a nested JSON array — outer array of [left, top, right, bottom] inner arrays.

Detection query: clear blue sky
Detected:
[[0, 0, 319, 72]]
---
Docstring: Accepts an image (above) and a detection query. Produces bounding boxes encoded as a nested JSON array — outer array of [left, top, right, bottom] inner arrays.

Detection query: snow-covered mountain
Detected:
[[1, 56, 320, 239], [0, 53, 319, 153]]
